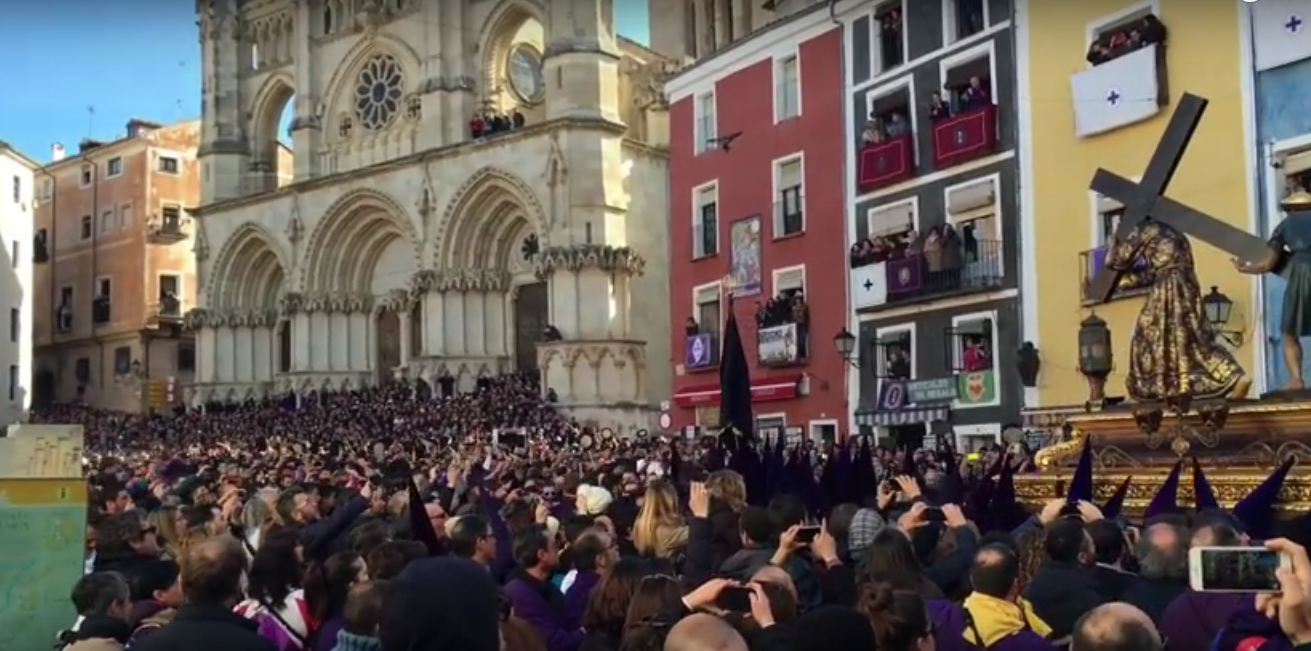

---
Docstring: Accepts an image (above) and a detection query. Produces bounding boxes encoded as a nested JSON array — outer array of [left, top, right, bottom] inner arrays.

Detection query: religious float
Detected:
[[1016, 94, 1311, 514]]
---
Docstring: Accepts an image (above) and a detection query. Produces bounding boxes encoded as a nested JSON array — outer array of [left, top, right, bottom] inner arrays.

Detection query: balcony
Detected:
[[931, 104, 998, 170], [147, 212, 188, 244], [683, 331, 719, 371], [881, 238, 1005, 306], [856, 133, 914, 194], [148, 295, 184, 326], [757, 322, 808, 367], [1079, 246, 1152, 304]]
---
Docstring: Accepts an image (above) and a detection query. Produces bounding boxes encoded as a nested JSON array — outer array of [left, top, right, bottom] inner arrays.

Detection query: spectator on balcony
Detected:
[[885, 111, 909, 138], [469, 109, 525, 140], [542, 324, 563, 342], [754, 291, 806, 330], [962, 336, 991, 373], [160, 293, 180, 316], [1086, 14, 1166, 65], [861, 113, 886, 145], [960, 76, 991, 110], [879, 8, 903, 67], [928, 92, 952, 123], [887, 344, 911, 379], [684, 317, 700, 337]]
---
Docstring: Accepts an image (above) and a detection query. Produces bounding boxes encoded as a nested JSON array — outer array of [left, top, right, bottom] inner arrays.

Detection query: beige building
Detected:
[[647, 0, 820, 61], [31, 120, 202, 412], [189, 0, 674, 433]]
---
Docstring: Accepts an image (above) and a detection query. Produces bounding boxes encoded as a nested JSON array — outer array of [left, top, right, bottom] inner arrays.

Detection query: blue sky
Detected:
[[0, 2, 650, 163]]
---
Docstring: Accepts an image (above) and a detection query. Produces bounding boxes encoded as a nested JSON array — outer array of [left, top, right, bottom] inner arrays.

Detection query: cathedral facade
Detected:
[[187, 0, 674, 432]]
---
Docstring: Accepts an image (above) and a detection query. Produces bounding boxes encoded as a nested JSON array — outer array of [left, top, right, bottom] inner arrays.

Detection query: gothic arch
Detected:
[[301, 188, 420, 294], [248, 72, 295, 159], [478, 0, 546, 99], [434, 166, 548, 270], [321, 33, 423, 123], [208, 222, 291, 309]]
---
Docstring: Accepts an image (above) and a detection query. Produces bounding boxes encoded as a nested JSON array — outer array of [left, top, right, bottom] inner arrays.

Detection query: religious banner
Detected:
[[1070, 44, 1163, 138], [956, 369, 997, 405], [1251, 2, 1311, 72], [886, 256, 924, 295], [685, 332, 715, 369], [757, 323, 801, 365], [851, 263, 888, 310], [857, 136, 914, 194], [729, 216, 762, 297], [931, 105, 998, 169], [876, 379, 909, 411]]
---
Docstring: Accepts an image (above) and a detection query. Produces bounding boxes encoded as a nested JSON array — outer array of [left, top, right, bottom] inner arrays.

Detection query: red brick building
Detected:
[[664, 5, 848, 443]]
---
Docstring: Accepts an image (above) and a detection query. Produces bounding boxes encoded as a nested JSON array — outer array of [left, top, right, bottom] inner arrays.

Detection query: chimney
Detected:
[[51, 143, 66, 162]]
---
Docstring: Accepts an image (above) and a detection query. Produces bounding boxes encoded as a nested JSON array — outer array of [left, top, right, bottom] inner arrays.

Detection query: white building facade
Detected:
[[189, 0, 674, 432], [0, 142, 38, 426]]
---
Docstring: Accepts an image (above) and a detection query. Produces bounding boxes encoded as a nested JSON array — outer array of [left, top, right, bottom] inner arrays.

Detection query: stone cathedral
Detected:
[[186, 0, 675, 432]]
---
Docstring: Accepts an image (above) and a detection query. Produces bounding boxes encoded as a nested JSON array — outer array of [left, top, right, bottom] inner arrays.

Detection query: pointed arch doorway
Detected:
[[376, 311, 401, 384]]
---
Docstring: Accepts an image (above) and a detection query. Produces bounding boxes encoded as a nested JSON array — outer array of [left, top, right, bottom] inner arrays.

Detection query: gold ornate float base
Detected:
[[1018, 395, 1311, 514]]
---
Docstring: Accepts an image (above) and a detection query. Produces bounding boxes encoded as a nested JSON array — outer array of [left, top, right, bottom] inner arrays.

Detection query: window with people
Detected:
[[953, 316, 994, 373], [686, 295, 721, 340], [1086, 12, 1166, 66], [860, 86, 913, 146], [939, 54, 993, 120], [874, 1, 905, 72], [948, 0, 986, 41], [878, 330, 913, 380], [755, 287, 807, 331], [851, 203, 915, 268]]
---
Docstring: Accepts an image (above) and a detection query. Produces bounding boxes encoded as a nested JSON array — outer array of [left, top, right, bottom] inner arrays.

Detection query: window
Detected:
[[74, 357, 90, 383], [945, 0, 987, 42], [951, 314, 995, 373], [57, 286, 74, 333], [59, 286, 73, 308], [96, 277, 112, 300], [80, 166, 93, 187], [861, 81, 914, 150], [113, 347, 132, 375], [99, 210, 114, 235], [756, 414, 786, 441], [772, 265, 806, 294], [684, 0, 698, 58], [9, 308, 18, 342], [161, 204, 182, 227], [9, 240, 16, 269], [875, 325, 914, 379], [178, 342, 196, 371], [1087, 5, 1164, 66], [774, 54, 800, 122], [106, 157, 123, 178], [1091, 175, 1138, 246], [41, 179, 52, 201], [945, 174, 1002, 268], [773, 156, 804, 237], [940, 43, 995, 114], [809, 420, 839, 443], [159, 274, 181, 297], [94, 278, 112, 324], [874, 1, 905, 73], [692, 183, 719, 258], [695, 92, 717, 155], [7, 365, 16, 401], [118, 203, 133, 229], [323, 4, 333, 33], [694, 282, 722, 341], [866, 198, 918, 241], [158, 156, 179, 174], [11, 175, 19, 203], [80, 215, 92, 240]]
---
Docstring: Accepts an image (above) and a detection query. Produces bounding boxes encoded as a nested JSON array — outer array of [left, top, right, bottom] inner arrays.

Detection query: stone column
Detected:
[[543, 0, 622, 123]]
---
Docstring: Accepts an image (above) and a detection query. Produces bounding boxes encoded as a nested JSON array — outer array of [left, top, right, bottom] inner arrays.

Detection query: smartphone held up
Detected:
[[1188, 546, 1290, 593]]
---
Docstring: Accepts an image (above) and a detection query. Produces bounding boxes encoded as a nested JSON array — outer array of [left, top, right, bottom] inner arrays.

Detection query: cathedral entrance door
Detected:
[[277, 320, 292, 373], [515, 282, 549, 372], [376, 311, 401, 384]]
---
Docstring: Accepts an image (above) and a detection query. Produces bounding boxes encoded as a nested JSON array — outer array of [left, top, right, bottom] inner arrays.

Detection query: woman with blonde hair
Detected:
[[631, 481, 687, 559], [147, 507, 182, 560], [702, 470, 746, 568]]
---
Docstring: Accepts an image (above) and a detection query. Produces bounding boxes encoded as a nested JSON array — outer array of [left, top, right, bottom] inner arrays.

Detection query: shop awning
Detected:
[[673, 374, 803, 408], [855, 405, 950, 427]]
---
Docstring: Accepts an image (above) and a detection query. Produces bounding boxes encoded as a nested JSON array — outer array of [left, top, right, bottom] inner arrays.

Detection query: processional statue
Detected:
[[1234, 190, 1311, 393]]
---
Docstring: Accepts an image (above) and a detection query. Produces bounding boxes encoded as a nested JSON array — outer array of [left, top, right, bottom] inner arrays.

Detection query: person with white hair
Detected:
[[575, 484, 614, 517]]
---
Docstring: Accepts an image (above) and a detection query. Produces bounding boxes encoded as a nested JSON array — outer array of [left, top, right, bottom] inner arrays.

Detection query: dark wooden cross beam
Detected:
[[1086, 93, 1271, 302]]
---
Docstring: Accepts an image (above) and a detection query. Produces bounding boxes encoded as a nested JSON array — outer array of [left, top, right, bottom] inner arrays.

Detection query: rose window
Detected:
[[354, 54, 404, 130]]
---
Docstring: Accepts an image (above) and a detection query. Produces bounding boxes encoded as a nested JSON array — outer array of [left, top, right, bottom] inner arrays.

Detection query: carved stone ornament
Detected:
[[193, 227, 211, 262], [534, 245, 647, 280], [278, 291, 304, 316], [409, 269, 438, 297], [429, 268, 512, 293], [182, 308, 210, 331], [300, 292, 376, 314], [286, 199, 304, 243]]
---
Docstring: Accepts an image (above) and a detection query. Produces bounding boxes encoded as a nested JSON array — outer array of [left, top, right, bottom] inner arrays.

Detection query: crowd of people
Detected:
[[471, 109, 528, 140], [1085, 14, 1166, 66], [31, 369, 1311, 651]]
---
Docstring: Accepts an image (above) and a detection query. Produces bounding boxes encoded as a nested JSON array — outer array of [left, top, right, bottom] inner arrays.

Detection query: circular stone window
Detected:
[[506, 43, 544, 104], [354, 54, 404, 130]]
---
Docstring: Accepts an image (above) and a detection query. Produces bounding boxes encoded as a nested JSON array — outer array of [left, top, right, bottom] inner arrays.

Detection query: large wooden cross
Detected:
[[1086, 93, 1270, 302]]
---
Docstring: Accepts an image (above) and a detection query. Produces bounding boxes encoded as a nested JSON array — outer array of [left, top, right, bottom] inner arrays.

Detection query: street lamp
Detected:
[[833, 327, 857, 368], [1077, 313, 1113, 407], [1203, 286, 1243, 346]]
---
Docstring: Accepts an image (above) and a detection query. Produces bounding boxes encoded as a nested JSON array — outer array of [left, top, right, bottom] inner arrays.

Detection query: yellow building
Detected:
[[1016, 0, 1259, 411]]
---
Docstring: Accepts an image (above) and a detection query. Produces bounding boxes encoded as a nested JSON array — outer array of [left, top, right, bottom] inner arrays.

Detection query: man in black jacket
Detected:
[[1024, 517, 1107, 638], [134, 536, 277, 651]]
